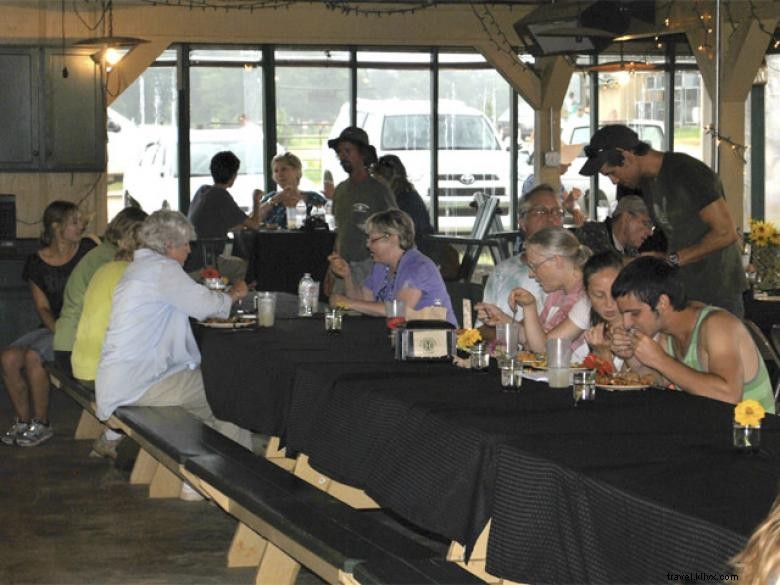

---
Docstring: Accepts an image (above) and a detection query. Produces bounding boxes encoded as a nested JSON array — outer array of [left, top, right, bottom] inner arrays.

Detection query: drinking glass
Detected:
[[495, 323, 519, 361], [324, 308, 343, 334], [470, 343, 489, 371], [384, 299, 406, 330], [572, 369, 596, 403], [500, 359, 523, 390], [255, 291, 276, 327], [546, 338, 573, 389]]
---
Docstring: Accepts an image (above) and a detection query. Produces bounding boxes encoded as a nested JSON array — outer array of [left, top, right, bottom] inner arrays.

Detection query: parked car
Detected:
[[122, 126, 268, 213], [560, 119, 665, 219], [323, 99, 511, 234]]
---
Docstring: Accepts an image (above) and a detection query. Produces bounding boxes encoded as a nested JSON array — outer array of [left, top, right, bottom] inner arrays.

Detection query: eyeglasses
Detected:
[[367, 233, 390, 245], [524, 206, 564, 219], [521, 253, 556, 272]]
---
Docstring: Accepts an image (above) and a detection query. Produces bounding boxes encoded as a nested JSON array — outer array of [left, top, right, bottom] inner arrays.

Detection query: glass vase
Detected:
[[732, 422, 761, 452]]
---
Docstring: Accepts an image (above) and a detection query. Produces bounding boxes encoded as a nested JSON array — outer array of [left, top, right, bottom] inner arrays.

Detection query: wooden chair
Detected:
[[423, 195, 519, 283], [743, 319, 780, 403]]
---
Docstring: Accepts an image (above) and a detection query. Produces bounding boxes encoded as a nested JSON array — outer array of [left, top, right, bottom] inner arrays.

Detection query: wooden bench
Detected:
[[47, 363, 482, 585], [186, 451, 482, 585]]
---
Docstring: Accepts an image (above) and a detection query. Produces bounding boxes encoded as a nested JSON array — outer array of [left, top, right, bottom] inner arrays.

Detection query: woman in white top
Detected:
[[507, 227, 592, 362], [96, 210, 251, 451], [582, 251, 626, 368]]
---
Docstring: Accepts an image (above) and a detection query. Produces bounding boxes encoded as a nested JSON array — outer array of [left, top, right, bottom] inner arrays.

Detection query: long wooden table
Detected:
[[197, 303, 780, 584]]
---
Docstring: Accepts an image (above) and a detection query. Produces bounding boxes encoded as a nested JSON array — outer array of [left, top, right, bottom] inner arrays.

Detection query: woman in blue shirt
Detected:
[[258, 153, 326, 228], [328, 209, 456, 326]]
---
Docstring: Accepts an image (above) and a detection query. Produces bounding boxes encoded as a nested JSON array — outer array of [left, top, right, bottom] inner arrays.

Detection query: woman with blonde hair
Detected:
[[258, 152, 326, 228], [731, 494, 780, 585], [328, 208, 456, 326], [481, 226, 592, 361]]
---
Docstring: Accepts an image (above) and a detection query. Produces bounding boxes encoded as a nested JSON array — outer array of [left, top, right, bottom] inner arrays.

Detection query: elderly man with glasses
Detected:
[[476, 184, 564, 339], [574, 195, 655, 258]]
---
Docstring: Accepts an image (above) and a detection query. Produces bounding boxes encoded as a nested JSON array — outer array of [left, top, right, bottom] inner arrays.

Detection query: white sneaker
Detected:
[[16, 420, 53, 447], [179, 482, 205, 502], [1, 419, 29, 446]]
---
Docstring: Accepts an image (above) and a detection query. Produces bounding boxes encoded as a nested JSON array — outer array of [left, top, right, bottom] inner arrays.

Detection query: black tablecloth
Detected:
[[198, 314, 780, 584], [236, 229, 335, 294]]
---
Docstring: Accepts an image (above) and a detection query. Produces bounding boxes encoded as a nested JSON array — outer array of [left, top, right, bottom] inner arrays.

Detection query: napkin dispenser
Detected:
[[394, 320, 456, 361]]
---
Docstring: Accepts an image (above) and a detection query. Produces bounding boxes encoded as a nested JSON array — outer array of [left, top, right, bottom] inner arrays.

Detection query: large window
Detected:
[[189, 49, 265, 213], [764, 54, 780, 224], [437, 57, 510, 235], [276, 49, 349, 189], [110, 51, 177, 218]]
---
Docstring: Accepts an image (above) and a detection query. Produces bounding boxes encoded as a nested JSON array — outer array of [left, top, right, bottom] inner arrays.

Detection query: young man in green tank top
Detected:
[[609, 256, 774, 413]]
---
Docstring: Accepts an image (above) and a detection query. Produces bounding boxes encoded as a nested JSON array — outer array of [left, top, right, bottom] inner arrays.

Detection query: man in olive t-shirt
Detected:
[[579, 125, 746, 317], [327, 127, 396, 292]]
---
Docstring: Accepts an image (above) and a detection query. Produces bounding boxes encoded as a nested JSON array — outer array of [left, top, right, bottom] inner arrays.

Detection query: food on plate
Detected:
[[516, 351, 586, 369], [517, 351, 546, 368], [596, 370, 655, 386]]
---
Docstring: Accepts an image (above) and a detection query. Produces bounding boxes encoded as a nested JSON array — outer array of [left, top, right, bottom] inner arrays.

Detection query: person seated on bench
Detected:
[[96, 210, 253, 462], [69, 220, 144, 458], [2, 201, 97, 448], [53, 206, 148, 377]]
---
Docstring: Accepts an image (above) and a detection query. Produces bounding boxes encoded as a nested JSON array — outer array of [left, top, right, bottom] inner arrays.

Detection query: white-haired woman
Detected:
[[96, 210, 251, 459], [482, 226, 592, 362], [328, 208, 457, 326], [258, 152, 326, 228]]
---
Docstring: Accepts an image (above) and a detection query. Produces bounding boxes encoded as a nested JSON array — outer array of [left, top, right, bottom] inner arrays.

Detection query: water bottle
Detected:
[[295, 199, 307, 229], [298, 272, 314, 317]]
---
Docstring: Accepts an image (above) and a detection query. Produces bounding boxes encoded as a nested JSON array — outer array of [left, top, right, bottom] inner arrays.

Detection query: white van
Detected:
[[324, 99, 510, 234]]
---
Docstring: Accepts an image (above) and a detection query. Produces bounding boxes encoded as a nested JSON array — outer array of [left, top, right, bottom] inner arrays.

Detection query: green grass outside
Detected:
[[674, 126, 700, 145]]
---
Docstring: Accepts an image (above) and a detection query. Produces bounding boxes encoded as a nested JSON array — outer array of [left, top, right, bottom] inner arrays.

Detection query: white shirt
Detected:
[[481, 255, 545, 323], [95, 248, 232, 420]]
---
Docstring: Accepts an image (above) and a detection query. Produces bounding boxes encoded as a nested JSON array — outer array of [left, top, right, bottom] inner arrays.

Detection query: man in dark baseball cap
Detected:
[[578, 123, 746, 317], [579, 124, 642, 177]]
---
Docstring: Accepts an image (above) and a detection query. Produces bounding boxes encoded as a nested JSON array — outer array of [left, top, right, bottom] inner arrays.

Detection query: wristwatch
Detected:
[[667, 252, 680, 267]]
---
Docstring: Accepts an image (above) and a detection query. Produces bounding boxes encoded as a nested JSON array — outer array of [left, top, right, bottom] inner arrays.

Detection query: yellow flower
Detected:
[[749, 220, 779, 249], [456, 328, 482, 350], [734, 399, 766, 427]]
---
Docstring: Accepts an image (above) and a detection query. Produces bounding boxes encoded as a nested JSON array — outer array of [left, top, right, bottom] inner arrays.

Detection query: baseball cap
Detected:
[[328, 126, 371, 150], [612, 195, 649, 218], [579, 125, 641, 176]]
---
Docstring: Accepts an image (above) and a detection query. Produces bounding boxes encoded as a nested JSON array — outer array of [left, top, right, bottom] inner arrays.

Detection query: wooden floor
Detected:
[[0, 386, 325, 585]]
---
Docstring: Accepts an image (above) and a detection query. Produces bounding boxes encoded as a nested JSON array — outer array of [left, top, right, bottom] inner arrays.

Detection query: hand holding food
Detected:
[[327, 253, 350, 279], [609, 324, 635, 359], [630, 329, 667, 369], [585, 322, 611, 353], [475, 302, 512, 326], [229, 280, 249, 302]]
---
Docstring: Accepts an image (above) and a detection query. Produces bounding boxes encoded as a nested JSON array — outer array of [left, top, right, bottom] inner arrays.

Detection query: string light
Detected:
[[705, 125, 748, 164], [471, 4, 527, 73]]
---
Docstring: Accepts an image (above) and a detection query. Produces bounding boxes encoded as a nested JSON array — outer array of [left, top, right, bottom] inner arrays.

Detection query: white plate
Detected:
[[595, 383, 649, 391], [198, 320, 254, 329], [522, 369, 548, 382]]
